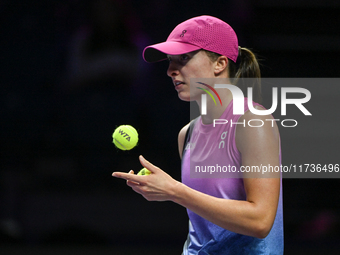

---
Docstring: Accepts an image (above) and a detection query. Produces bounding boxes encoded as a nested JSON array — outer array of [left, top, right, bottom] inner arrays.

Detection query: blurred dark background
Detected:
[[1, 0, 339, 254]]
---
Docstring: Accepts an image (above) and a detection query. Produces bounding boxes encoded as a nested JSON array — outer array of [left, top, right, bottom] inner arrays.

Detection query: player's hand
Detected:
[[112, 155, 180, 202]]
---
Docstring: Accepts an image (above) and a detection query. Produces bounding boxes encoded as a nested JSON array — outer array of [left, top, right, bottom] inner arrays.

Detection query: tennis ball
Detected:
[[112, 125, 138, 150], [137, 167, 151, 176]]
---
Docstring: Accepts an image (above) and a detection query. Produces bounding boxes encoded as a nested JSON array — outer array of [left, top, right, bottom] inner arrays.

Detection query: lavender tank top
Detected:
[[181, 98, 283, 254]]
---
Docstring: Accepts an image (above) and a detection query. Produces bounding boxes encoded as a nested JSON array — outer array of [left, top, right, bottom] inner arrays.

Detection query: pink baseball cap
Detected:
[[143, 15, 239, 63]]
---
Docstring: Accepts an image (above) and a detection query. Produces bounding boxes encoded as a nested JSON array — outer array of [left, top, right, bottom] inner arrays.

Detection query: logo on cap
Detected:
[[180, 30, 187, 37]]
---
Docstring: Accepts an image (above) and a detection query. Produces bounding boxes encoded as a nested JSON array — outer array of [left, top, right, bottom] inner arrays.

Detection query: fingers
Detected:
[[112, 155, 156, 179], [127, 179, 140, 187], [113, 171, 137, 181], [127, 170, 140, 185], [139, 155, 157, 173], [112, 156, 157, 190], [112, 171, 148, 186], [112, 170, 134, 178]]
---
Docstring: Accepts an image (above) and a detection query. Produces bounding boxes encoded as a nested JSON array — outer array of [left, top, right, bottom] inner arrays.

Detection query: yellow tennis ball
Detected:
[[137, 167, 151, 176], [112, 125, 138, 150]]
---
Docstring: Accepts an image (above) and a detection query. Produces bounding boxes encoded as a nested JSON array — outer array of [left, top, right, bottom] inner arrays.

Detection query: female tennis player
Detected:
[[113, 15, 283, 254]]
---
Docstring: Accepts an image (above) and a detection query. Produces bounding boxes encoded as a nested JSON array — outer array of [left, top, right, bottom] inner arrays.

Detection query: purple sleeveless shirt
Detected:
[[181, 98, 283, 254]]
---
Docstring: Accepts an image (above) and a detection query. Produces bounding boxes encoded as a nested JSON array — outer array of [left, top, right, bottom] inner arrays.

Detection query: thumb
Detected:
[[139, 155, 158, 173]]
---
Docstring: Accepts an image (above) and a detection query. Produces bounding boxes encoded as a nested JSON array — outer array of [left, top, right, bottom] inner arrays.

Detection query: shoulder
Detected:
[[236, 105, 280, 155], [178, 123, 190, 159], [178, 123, 190, 141]]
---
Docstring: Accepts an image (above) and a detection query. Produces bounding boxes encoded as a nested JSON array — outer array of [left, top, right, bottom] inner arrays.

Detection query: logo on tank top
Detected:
[[185, 141, 196, 151], [218, 131, 228, 149]]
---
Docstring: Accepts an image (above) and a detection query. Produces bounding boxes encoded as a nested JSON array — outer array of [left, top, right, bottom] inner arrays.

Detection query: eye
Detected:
[[180, 54, 189, 61]]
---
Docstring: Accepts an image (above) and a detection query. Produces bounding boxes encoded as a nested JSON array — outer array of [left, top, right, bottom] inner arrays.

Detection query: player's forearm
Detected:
[[170, 182, 275, 238]]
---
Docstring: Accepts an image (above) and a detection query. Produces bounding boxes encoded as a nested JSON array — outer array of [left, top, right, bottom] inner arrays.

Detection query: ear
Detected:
[[214, 56, 228, 76]]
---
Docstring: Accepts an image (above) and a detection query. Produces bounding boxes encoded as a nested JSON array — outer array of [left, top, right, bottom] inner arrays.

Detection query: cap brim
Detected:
[[143, 41, 201, 63]]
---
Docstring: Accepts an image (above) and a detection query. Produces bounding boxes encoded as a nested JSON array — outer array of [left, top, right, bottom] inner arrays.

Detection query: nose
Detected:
[[167, 62, 180, 78]]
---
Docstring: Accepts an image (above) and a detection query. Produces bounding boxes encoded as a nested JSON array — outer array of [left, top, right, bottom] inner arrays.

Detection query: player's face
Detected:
[[167, 50, 216, 102]]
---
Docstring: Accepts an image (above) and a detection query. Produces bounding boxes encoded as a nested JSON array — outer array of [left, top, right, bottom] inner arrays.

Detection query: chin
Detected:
[[177, 91, 192, 102], [178, 95, 191, 102]]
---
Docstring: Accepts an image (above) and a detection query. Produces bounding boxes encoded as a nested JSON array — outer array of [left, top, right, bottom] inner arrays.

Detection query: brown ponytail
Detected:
[[204, 47, 262, 104], [230, 47, 262, 104]]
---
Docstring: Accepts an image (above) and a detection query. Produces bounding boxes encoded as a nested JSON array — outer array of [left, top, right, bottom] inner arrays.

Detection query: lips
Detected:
[[174, 80, 184, 87]]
